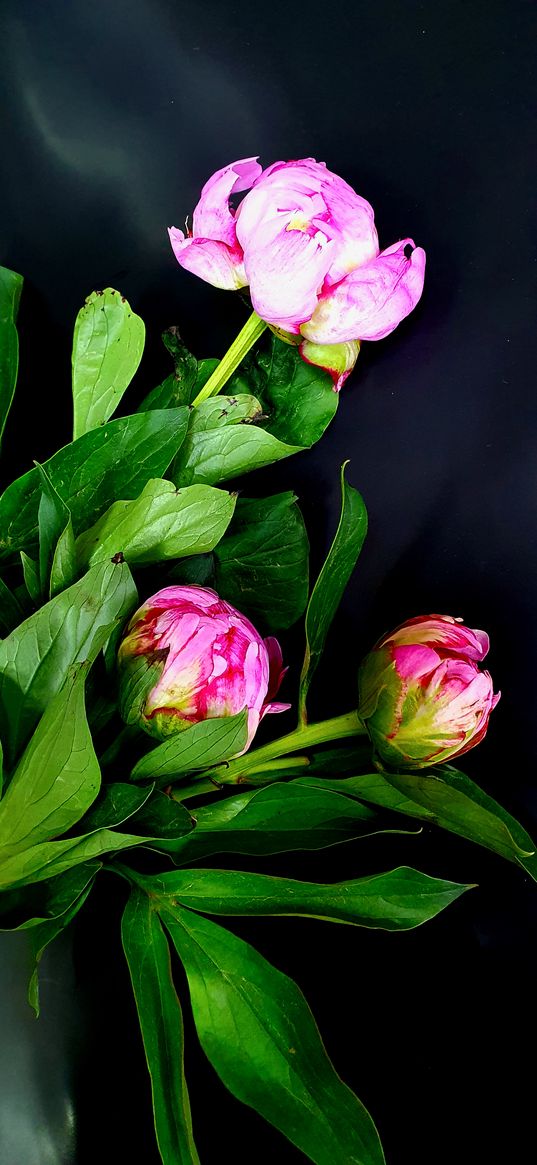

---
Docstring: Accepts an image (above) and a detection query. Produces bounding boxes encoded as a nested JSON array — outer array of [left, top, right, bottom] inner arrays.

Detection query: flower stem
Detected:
[[191, 310, 267, 406], [184, 709, 366, 793]]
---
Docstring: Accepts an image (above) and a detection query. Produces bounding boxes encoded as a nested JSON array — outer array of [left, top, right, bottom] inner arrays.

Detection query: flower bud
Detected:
[[358, 615, 500, 770], [118, 585, 289, 749]]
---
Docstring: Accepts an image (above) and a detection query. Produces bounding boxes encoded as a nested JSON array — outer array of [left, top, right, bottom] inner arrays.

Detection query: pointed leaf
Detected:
[[0, 265, 23, 445], [299, 464, 367, 720], [36, 463, 77, 598], [131, 711, 249, 783], [171, 493, 309, 632], [77, 782, 154, 831], [0, 558, 136, 766], [72, 288, 145, 439], [164, 783, 402, 865], [0, 576, 24, 637], [163, 905, 385, 1165], [122, 889, 200, 1165], [0, 408, 189, 561], [0, 817, 192, 892], [172, 394, 300, 487], [75, 479, 236, 569], [0, 862, 101, 932], [26, 865, 98, 1015], [0, 665, 100, 854], [381, 765, 537, 881], [20, 550, 40, 602], [134, 865, 472, 931]]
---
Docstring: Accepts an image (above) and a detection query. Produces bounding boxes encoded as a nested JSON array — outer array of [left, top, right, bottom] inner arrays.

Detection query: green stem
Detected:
[[191, 310, 267, 407], [189, 710, 366, 791], [171, 755, 312, 803]]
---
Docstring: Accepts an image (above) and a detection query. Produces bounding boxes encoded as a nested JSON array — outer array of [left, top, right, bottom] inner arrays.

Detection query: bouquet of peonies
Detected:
[[0, 158, 533, 1165]]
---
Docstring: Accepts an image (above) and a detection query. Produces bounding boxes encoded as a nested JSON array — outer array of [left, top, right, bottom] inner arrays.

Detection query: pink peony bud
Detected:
[[117, 585, 289, 750], [358, 615, 500, 770], [169, 157, 425, 388]]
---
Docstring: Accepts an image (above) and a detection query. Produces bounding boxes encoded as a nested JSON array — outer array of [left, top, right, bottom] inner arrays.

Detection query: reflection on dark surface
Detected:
[[0, 0, 536, 1161]]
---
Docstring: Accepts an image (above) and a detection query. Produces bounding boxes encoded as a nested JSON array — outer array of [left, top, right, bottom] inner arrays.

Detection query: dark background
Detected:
[[0, 0, 536, 1162]]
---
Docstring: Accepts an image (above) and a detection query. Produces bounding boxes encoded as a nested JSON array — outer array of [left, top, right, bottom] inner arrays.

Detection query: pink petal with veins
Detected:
[[302, 239, 426, 344]]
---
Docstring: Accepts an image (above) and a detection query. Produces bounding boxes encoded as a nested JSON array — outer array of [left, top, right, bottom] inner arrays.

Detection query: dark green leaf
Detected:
[[172, 394, 299, 487], [0, 665, 100, 853], [230, 334, 338, 448], [297, 773, 436, 821], [122, 890, 200, 1164], [20, 550, 40, 602], [75, 479, 236, 569], [0, 265, 23, 445], [137, 329, 199, 410], [165, 783, 397, 865], [0, 862, 100, 932], [135, 865, 472, 931], [0, 823, 165, 892], [0, 558, 136, 766], [36, 463, 77, 599], [299, 464, 367, 720], [77, 782, 153, 831], [0, 408, 189, 560], [72, 288, 145, 439], [126, 790, 194, 842], [381, 765, 537, 881], [172, 493, 309, 632], [131, 711, 249, 783], [0, 576, 24, 636], [26, 865, 98, 1015], [163, 905, 385, 1165]]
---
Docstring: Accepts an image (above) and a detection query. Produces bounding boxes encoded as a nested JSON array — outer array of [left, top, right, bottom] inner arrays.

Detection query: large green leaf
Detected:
[[132, 866, 471, 931], [75, 479, 236, 569], [36, 463, 77, 599], [163, 905, 385, 1165], [122, 890, 200, 1165], [230, 334, 338, 448], [131, 711, 249, 783], [0, 264, 23, 445], [165, 783, 407, 865], [297, 773, 436, 821], [0, 812, 193, 892], [72, 288, 145, 439], [0, 665, 100, 854], [307, 767, 537, 881], [77, 782, 154, 831], [0, 408, 189, 560], [172, 394, 300, 487], [298, 464, 368, 721], [171, 492, 309, 632], [26, 864, 99, 1016], [0, 558, 136, 766], [0, 576, 24, 637], [381, 765, 537, 881], [0, 862, 100, 932]]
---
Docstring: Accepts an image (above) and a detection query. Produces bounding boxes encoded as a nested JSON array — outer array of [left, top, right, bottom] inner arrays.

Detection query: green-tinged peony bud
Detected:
[[117, 584, 289, 749], [358, 614, 500, 770]]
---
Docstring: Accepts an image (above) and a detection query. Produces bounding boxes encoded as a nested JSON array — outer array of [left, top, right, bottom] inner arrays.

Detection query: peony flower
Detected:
[[358, 615, 500, 770], [117, 584, 289, 749], [169, 157, 425, 389]]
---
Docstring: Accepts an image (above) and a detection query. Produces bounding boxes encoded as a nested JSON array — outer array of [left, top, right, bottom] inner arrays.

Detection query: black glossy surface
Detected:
[[0, 1, 536, 1162]]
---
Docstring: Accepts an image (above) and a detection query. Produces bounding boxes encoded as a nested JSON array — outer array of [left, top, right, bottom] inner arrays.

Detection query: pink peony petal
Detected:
[[168, 229, 247, 290], [243, 225, 334, 330], [193, 157, 262, 247], [392, 643, 441, 681], [302, 239, 426, 344], [385, 615, 490, 663]]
